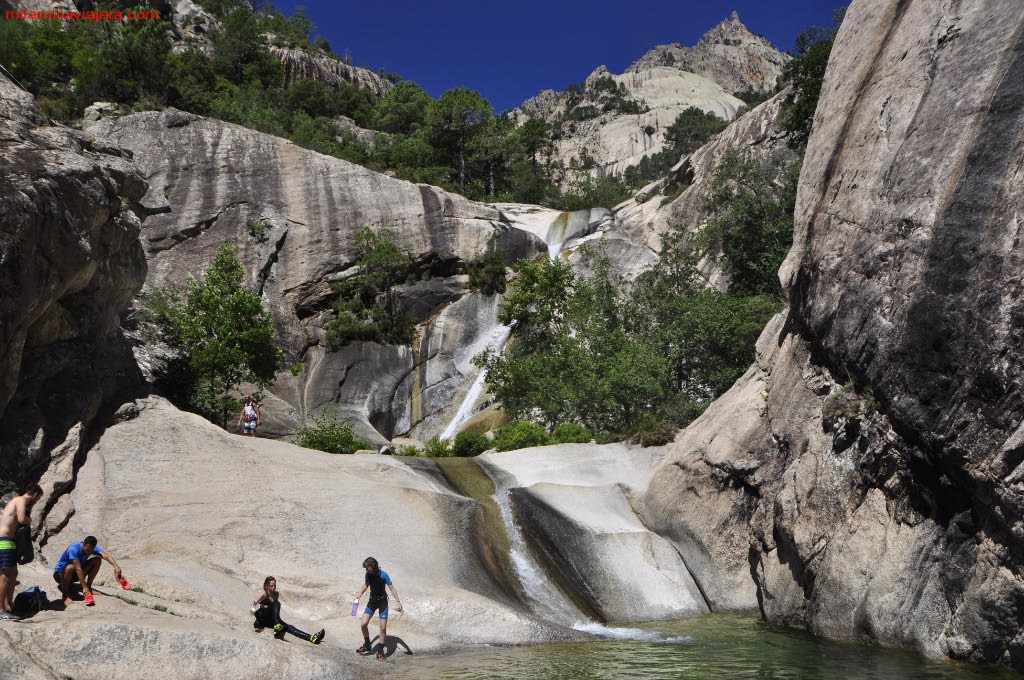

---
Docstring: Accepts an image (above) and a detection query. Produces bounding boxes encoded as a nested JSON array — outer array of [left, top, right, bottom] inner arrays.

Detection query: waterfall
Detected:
[[439, 323, 511, 440], [484, 467, 587, 627], [439, 212, 573, 440], [483, 462, 667, 640]]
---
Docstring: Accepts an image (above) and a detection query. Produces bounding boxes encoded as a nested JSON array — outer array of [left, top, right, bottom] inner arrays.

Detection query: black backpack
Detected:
[[12, 586, 47, 616], [14, 525, 33, 565]]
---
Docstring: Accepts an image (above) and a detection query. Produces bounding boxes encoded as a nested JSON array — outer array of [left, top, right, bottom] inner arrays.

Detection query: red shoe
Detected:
[[84, 591, 95, 606], [115, 574, 132, 590], [376, 650, 386, 660]]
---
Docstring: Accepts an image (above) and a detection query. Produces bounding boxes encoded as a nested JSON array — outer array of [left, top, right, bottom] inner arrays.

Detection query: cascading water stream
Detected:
[[491, 484, 586, 627], [481, 461, 680, 640], [441, 211, 675, 640], [439, 323, 511, 440]]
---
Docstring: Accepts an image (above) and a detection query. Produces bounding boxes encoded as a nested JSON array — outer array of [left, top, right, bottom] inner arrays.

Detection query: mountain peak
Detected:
[[697, 11, 766, 48]]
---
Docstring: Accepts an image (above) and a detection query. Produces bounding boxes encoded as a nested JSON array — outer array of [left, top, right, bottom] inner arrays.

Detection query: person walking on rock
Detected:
[[53, 536, 125, 606], [237, 395, 261, 436], [0, 484, 43, 620], [354, 556, 402, 659], [252, 576, 324, 644]]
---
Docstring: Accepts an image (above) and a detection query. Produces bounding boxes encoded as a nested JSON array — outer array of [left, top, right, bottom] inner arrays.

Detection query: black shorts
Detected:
[[54, 555, 98, 582]]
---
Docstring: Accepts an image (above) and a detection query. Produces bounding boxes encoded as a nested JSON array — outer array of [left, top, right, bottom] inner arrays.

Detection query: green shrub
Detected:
[[551, 423, 592, 444], [295, 410, 372, 454], [422, 435, 453, 458], [627, 415, 677, 447], [492, 421, 551, 451], [397, 444, 422, 457], [452, 431, 491, 457], [247, 218, 271, 242]]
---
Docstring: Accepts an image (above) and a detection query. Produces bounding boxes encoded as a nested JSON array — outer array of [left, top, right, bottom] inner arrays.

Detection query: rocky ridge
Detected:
[[608, 88, 795, 285], [268, 46, 392, 96], [629, 11, 788, 95], [516, 13, 788, 181]]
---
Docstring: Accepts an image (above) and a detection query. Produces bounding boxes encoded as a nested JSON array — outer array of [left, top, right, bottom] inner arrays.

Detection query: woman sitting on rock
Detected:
[[252, 576, 324, 645]]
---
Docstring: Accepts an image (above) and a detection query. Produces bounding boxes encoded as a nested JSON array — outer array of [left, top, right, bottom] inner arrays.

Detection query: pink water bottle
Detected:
[[350, 599, 360, 616]]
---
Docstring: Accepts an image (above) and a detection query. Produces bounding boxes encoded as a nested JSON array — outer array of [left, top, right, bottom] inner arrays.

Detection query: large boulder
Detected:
[[646, 0, 1024, 669]]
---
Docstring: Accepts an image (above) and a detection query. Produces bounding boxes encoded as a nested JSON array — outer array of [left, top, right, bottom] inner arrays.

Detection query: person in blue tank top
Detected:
[[353, 556, 402, 659]]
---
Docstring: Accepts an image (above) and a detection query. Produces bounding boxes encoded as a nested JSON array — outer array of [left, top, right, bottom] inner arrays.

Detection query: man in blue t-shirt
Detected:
[[53, 536, 123, 606]]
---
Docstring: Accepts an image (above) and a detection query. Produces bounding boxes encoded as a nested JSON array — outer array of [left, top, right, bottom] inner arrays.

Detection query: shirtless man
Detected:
[[0, 484, 43, 620]]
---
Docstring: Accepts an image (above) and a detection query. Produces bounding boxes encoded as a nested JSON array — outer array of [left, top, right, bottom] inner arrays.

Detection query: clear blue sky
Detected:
[[271, 1, 842, 112]]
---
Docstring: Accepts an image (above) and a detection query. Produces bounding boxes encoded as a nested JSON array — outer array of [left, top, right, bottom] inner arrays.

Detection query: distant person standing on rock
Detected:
[[251, 576, 325, 644], [0, 484, 43, 620], [354, 556, 402, 659], [237, 395, 261, 436], [53, 536, 124, 606]]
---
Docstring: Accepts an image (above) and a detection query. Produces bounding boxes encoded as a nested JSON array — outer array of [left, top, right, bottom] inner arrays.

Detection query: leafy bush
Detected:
[[295, 411, 372, 454], [325, 228, 415, 347], [397, 444, 422, 457], [422, 435, 453, 458], [247, 218, 271, 242], [492, 421, 551, 451], [551, 423, 592, 444], [451, 431, 491, 457], [698, 151, 801, 297], [633, 419, 678, 447]]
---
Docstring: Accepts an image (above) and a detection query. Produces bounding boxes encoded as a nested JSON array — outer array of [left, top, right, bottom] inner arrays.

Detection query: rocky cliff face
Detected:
[[0, 73, 147, 495], [517, 13, 788, 181], [645, 0, 1024, 668], [609, 89, 795, 284], [268, 46, 393, 95], [83, 110, 622, 443]]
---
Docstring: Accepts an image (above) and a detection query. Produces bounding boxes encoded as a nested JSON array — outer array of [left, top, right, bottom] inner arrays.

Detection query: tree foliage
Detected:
[[372, 80, 432, 134], [780, 8, 846, 150], [698, 151, 801, 296], [477, 147, 800, 439], [143, 243, 283, 427], [426, 87, 493, 192], [325, 228, 414, 347]]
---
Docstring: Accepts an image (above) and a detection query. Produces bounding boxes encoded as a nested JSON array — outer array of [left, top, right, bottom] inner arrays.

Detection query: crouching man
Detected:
[[53, 536, 123, 606]]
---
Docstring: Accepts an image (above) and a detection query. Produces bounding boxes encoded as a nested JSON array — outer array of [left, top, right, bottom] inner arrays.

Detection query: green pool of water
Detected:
[[382, 615, 1017, 679]]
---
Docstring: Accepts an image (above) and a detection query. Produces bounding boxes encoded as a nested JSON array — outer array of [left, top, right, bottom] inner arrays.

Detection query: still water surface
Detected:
[[381, 615, 1017, 679]]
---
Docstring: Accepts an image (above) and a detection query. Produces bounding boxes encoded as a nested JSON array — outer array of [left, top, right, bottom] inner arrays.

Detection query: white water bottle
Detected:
[[350, 599, 359, 617]]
